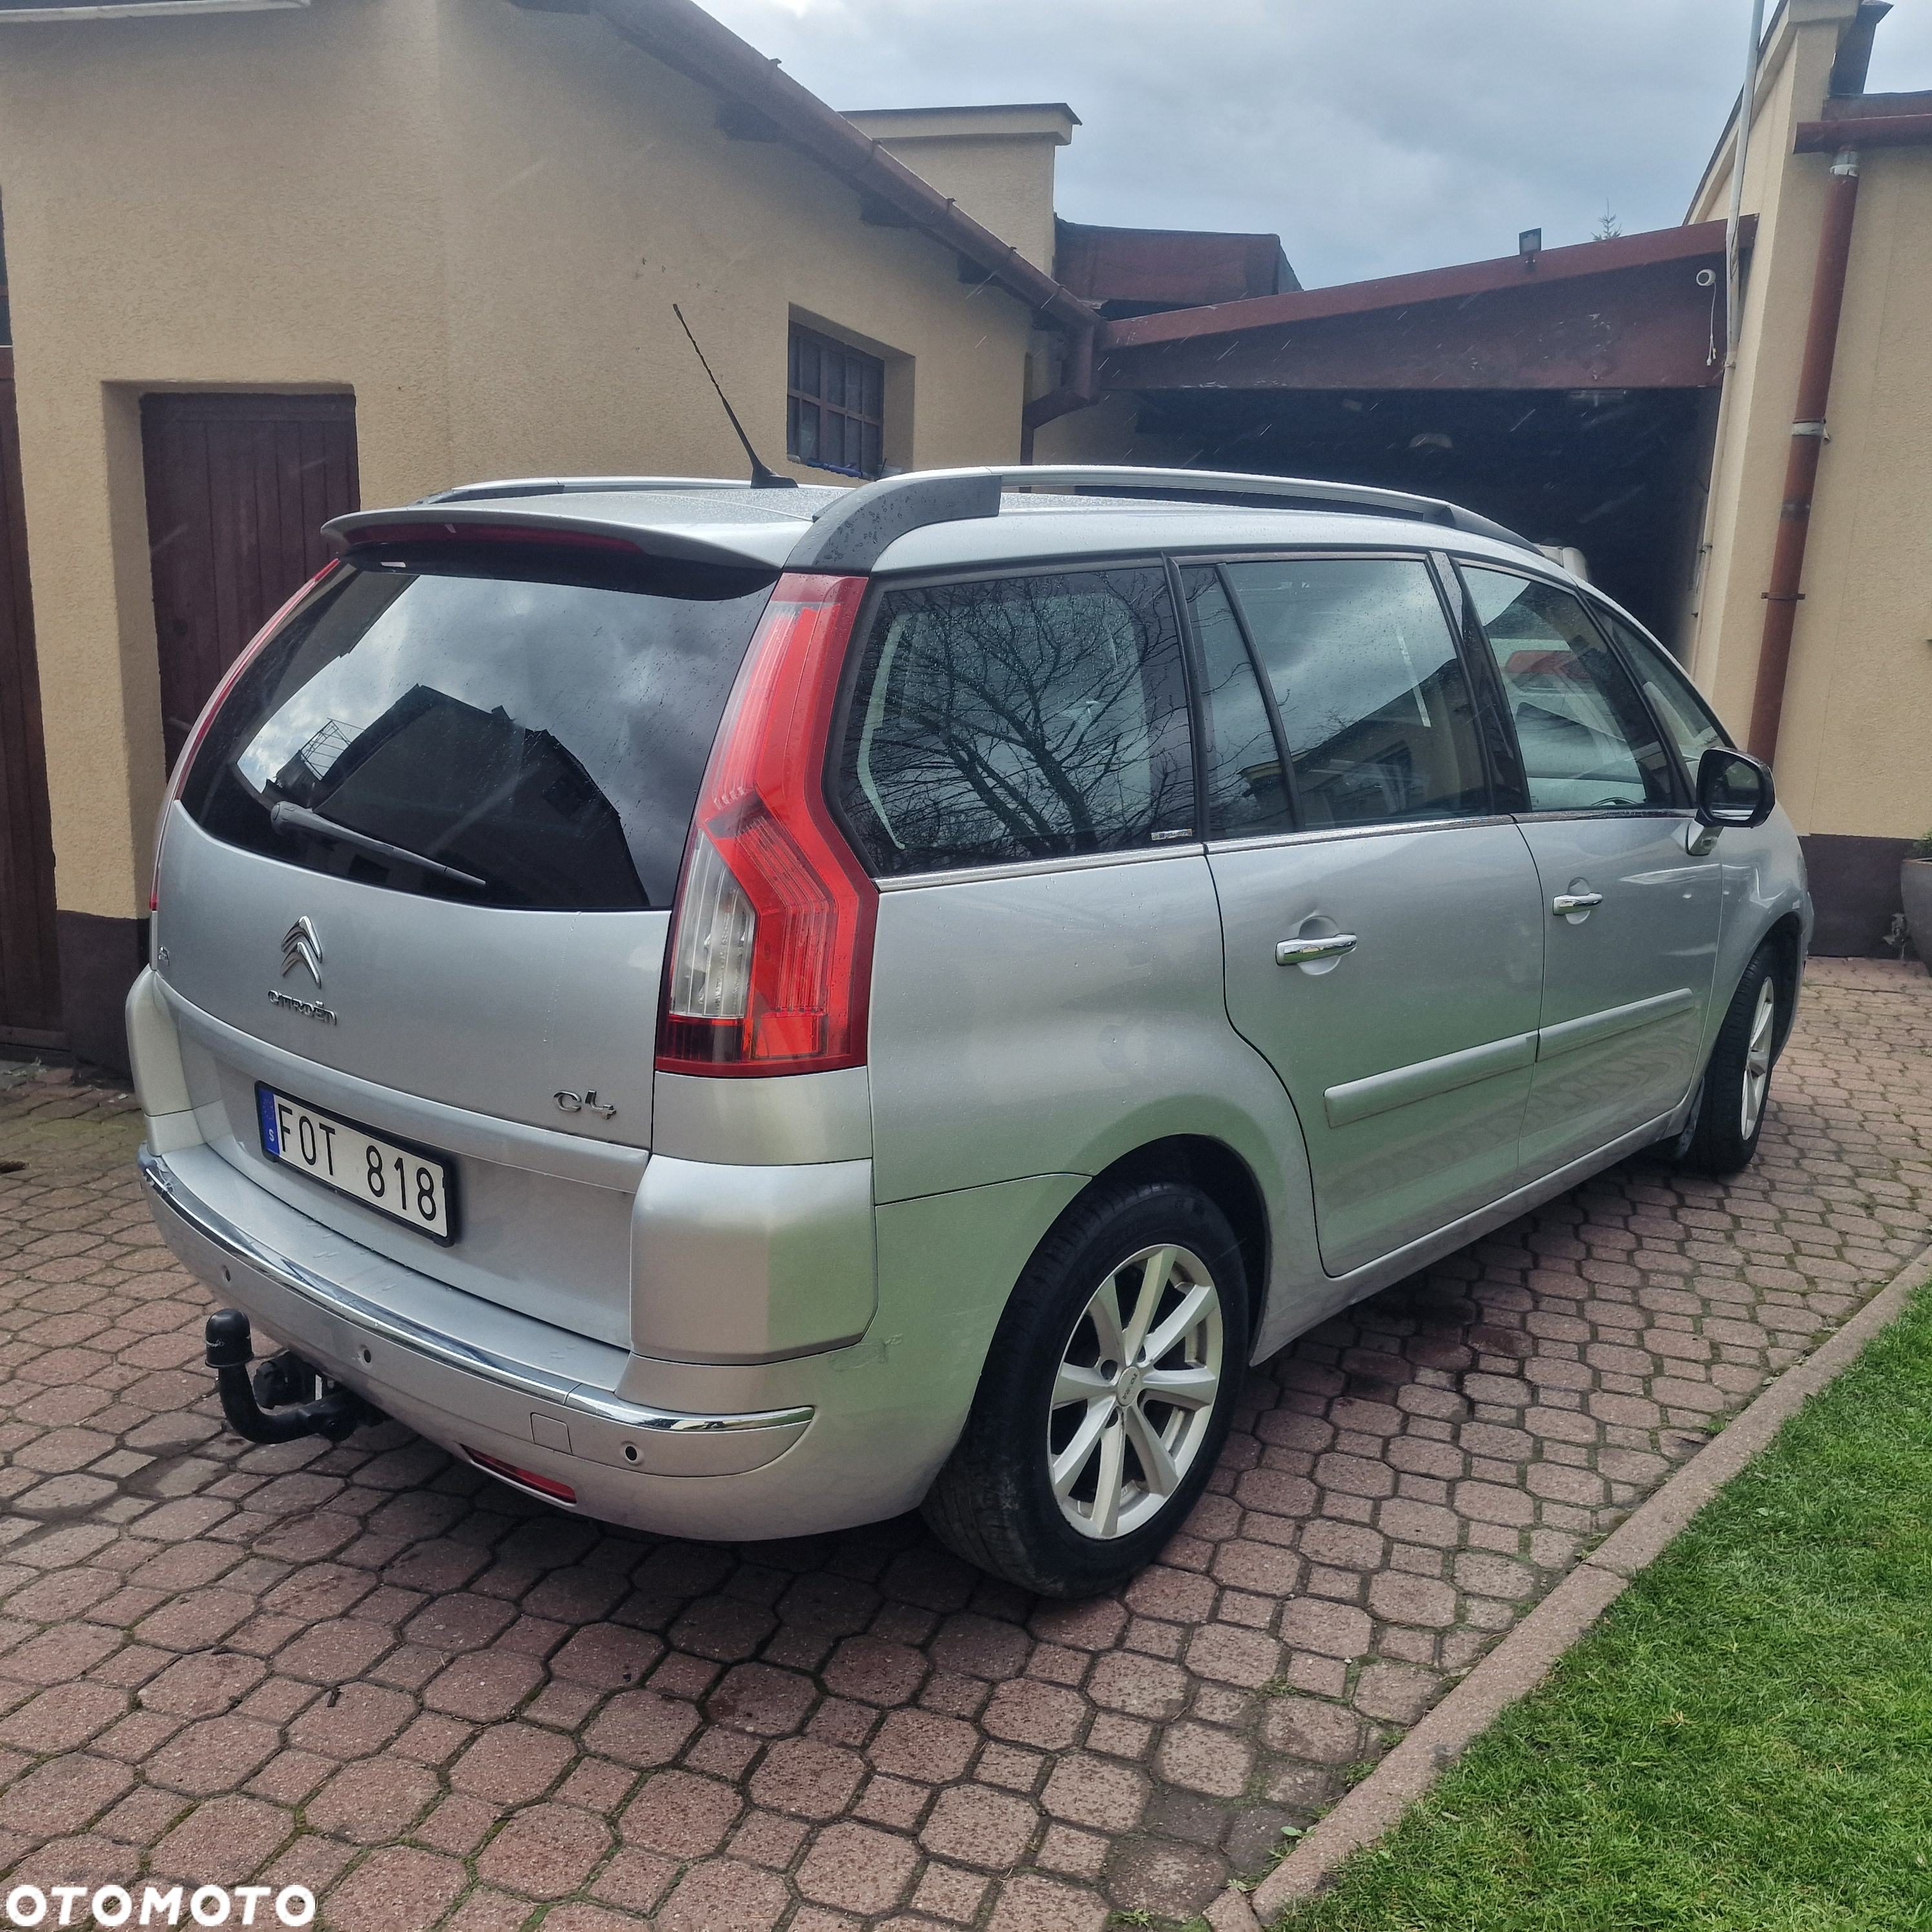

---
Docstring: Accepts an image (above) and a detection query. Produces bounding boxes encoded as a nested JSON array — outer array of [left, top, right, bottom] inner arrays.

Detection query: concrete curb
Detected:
[[1220, 1233, 1932, 1931]]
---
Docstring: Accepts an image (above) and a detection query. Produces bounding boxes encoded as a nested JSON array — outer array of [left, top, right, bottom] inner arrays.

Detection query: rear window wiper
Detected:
[[269, 800, 488, 890]]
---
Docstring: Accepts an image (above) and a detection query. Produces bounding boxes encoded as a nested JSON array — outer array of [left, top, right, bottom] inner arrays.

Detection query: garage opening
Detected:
[[1130, 385, 1717, 649]]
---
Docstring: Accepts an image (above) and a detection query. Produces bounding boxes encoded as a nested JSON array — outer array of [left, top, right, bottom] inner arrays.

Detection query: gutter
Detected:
[[586, 0, 1100, 338]]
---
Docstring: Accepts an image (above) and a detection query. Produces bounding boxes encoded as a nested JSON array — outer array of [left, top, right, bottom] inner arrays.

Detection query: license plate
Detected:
[[256, 1084, 457, 1244]]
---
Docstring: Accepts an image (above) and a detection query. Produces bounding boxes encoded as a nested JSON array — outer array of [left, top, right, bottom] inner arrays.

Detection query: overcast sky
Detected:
[[697, 0, 1932, 288]]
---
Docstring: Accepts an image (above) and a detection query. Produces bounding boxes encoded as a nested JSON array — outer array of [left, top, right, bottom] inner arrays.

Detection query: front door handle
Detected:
[[1276, 932, 1359, 967], [1552, 892, 1604, 916]]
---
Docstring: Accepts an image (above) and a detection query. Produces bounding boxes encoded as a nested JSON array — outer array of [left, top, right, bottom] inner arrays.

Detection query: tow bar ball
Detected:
[[203, 1309, 376, 1444]]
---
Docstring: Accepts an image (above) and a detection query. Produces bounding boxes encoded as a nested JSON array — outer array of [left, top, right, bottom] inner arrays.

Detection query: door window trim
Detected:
[[1432, 551, 1530, 816], [1163, 555, 1218, 848], [1497, 805, 1687, 825], [1200, 812, 1523, 859], [870, 839, 1209, 894]]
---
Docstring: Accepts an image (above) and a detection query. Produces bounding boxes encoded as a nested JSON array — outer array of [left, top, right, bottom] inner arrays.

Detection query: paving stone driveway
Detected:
[[3, 959, 1929, 1932]]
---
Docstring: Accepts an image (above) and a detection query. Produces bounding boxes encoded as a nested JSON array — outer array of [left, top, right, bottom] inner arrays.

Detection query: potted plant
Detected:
[[1904, 831, 1932, 964]]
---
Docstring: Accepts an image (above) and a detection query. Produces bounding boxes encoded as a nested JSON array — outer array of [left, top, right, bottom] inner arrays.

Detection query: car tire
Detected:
[[922, 1179, 1248, 1598], [1672, 943, 1783, 1175]]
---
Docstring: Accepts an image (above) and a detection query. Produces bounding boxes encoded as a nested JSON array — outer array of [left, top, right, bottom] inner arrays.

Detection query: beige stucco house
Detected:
[[1680, 0, 1932, 953], [2, 0, 1925, 1074], [0, 0, 1100, 1065]]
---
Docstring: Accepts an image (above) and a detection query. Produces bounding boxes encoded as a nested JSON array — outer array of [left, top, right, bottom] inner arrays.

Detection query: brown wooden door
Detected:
[[0, 349, 61, 1044], [142, 393, 358, 770]]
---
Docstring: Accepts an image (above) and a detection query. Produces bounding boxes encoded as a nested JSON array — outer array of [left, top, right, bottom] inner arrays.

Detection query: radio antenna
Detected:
[[672, 303, 797, 490]]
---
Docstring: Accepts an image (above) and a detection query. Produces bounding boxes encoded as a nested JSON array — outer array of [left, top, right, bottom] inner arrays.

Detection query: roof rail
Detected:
[[416, 477, 755, 506], [785, 465, 1536, 573]]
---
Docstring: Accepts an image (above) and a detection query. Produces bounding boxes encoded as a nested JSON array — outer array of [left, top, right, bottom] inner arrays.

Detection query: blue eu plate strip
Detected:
[[257, 1085, 282, 1158]]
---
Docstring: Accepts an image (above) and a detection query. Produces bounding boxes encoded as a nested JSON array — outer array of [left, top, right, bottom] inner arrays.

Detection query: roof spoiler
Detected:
[[320, 502, 797, 574], [785, 465, 1537, 574], [414, 477, 755, 506]]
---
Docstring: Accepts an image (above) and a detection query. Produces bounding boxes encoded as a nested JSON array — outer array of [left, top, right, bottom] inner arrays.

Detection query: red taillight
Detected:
[[464, 1446, 578, 1506], [149, 561, 340, 913], [657, 573, 876, 1078]]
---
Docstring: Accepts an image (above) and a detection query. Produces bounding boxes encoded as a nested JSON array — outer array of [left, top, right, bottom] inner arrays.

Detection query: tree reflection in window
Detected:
[[839, 570, 1194, 876]]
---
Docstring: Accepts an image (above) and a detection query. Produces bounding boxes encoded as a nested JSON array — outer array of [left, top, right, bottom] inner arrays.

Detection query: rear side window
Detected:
[[181, 557, 776, 910], [834, 568, 1194, 877], [1221, 556, 1488, 828]]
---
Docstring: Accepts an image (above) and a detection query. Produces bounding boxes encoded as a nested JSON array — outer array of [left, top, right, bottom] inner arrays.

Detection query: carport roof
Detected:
[[1101, 219, 1752, 352], [1095, 218, 1756, 393]]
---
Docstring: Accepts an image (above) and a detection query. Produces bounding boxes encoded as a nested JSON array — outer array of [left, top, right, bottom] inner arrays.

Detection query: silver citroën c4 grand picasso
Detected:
[[132, 466, 1806, 1596]]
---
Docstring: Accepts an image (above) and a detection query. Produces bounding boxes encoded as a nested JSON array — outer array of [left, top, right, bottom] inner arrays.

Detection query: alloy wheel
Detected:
[[1742, 975, 1778, 1137], [1047, 1242, 1224, 1540]]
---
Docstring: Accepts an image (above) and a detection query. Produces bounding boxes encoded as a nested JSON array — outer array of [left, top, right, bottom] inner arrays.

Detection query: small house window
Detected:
[[787, 324, 885, 479]]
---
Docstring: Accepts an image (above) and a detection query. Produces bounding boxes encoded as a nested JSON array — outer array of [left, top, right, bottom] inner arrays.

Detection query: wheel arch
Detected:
[[1080, 1135, 1271, 1347], [1761, 909, 1806, 1057]]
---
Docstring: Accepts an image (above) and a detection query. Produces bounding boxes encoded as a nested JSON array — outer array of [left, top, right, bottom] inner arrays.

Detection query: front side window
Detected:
[[1463, 568, 1676, 813], [1596, 606, 1730, 777], [787, 324, 885, 480], [181, 556, 775, 909], [1220, 556, 1488, 829], [834, 568, 1193, 877]]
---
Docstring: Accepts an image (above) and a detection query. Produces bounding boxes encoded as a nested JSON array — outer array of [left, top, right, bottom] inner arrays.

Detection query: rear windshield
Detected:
[[180, 555, 774, 910]]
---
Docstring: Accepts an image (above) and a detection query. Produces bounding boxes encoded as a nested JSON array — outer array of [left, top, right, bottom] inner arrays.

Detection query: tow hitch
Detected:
[[204, 1309, 377, 1444]]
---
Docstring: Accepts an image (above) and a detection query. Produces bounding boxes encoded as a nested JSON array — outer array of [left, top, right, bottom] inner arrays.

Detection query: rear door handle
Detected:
[[1276, 933, 1359, 966], [1551, 892, 1603, 916]]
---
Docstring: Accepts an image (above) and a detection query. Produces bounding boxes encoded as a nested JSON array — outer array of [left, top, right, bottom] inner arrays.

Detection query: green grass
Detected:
[[1277, 1284, 1932, 1932]]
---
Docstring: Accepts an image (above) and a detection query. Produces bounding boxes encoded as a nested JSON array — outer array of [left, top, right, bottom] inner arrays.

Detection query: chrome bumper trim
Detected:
[[138, 1148, 812, 1438]]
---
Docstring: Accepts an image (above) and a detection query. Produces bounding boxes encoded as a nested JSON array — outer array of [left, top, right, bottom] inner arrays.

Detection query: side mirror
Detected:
[[1695, 746, 1776, 830]]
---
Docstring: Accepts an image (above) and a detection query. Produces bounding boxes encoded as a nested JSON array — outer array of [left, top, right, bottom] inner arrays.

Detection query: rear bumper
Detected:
[[139, 1144, 841, 1526]]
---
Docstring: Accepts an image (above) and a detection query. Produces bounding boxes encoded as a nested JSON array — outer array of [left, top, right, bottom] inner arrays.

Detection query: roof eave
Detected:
[[583, 0, 1099, 334]]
